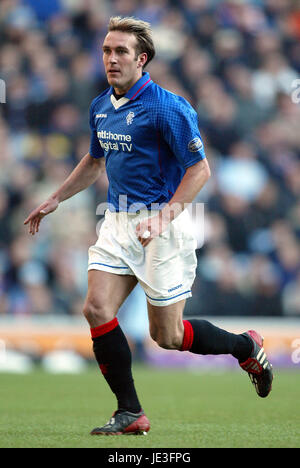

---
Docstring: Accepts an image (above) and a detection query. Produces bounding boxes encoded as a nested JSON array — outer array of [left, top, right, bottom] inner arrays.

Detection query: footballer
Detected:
[[24, 16, 273, 435]]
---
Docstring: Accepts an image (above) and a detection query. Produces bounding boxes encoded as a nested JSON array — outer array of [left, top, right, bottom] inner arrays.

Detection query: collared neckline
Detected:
[[125, 71, 153, 100], [108, 71, 153, 102], [110, 94, 129, 110]]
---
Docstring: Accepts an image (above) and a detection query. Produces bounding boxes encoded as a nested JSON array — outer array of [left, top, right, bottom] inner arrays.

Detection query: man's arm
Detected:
[[160, 158, 211, 223], [24, 153, 105, 235], [136, 158, 210, 246]]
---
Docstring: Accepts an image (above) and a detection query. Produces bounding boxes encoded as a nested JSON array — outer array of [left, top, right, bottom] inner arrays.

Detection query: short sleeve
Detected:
[[157, 95, 206, 169], [89, 100, 104, 159]]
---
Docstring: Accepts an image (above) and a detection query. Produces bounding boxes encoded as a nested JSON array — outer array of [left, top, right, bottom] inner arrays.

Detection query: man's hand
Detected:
[[136, 214, 169, 247], [24, 197, 59, 235], [136, 159, 211, 247]]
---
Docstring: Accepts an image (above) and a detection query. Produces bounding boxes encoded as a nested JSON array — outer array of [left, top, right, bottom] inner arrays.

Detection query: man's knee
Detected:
[[83, 296, 114, 327], [148, 301, 185, 351], [150, 327, 183, 350]]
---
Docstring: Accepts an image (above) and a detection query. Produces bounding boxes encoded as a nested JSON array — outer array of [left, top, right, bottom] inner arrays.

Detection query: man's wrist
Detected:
[[159, 201, 184, 225], [50, 194, 60, 204]]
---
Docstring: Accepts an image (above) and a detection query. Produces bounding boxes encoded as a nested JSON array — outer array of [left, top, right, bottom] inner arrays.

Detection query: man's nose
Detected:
[[109, 52, 118, 63]]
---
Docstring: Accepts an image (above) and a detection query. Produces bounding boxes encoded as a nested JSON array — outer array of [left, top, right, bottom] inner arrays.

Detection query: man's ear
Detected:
[[137, 52, 148, 68]]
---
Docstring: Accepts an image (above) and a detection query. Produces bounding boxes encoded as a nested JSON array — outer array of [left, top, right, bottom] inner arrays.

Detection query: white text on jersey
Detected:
[[97, 130, 132, 152]]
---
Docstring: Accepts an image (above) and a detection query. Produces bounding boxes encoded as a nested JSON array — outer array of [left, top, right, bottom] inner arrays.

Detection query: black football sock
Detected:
[[91, 318, 141, 413], [181, 319, 252, 362]]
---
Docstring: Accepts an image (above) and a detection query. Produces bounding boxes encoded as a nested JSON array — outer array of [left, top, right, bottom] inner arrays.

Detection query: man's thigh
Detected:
[[84, 270, 138, 327], [136, 210, 197, 307]]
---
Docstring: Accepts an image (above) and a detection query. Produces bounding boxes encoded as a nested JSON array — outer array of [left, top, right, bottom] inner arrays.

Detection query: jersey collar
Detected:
[[108, 72, 153, 102], [125, 72, 153, 100]]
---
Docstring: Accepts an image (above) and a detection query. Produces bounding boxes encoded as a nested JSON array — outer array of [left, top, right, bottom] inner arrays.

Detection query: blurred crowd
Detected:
[[0, 0, 300, 320]]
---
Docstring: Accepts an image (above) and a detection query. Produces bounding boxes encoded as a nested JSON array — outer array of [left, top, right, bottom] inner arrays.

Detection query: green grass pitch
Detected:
[[0, 365, 299, 448]]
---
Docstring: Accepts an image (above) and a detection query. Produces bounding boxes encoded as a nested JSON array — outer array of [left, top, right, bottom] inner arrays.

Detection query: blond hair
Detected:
[[108, 16, 155, 67]]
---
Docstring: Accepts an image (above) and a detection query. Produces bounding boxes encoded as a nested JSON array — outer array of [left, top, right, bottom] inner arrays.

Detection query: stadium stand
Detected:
[[0, 0, 299, 324]]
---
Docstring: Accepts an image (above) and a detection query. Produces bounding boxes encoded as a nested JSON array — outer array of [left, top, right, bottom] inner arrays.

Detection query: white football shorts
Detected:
[[88, 209, 197, 307]]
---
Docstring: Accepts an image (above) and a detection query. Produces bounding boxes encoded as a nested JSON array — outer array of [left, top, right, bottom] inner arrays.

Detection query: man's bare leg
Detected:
[[147, 300, 272, 397], [147, 299, 186, 350], [83, 270, 150, 433], [83, 270, 137, 328], [147, 299, 252, 357]]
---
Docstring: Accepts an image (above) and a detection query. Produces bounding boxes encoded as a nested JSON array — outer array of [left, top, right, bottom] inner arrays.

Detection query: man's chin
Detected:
[[107, 76, 122, 87]]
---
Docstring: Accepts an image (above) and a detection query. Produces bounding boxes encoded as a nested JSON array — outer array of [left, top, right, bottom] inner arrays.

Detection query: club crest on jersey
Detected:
[[126, 111, 135, 125], [188, 137, 203, 152]]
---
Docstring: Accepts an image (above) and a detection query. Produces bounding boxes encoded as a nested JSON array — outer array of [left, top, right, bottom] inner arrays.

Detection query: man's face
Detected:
[[102, 31, 146, 94]]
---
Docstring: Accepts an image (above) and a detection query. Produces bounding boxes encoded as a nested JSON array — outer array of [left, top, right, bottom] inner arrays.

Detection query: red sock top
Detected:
[[181, 320, 194, 351], [90, 317, 119, 339]]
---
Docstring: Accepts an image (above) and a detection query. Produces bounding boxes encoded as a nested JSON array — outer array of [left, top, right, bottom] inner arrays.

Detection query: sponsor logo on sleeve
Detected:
[[188, 137, 203, 152]]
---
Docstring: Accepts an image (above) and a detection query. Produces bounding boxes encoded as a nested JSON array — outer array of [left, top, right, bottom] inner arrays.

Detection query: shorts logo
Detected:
[[126, 111, 135, 125], [188, 137, 203, 152], [168, 284, 183, 293], [96, 113, 107, 118]]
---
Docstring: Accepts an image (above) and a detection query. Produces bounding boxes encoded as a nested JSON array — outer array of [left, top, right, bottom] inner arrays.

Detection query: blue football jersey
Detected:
[[89, 72, 206, 211]]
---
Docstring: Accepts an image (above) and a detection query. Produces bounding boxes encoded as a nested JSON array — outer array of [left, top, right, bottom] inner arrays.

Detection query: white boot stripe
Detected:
[[256, 347, 264, 360], [259, 353, 266, 364]]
